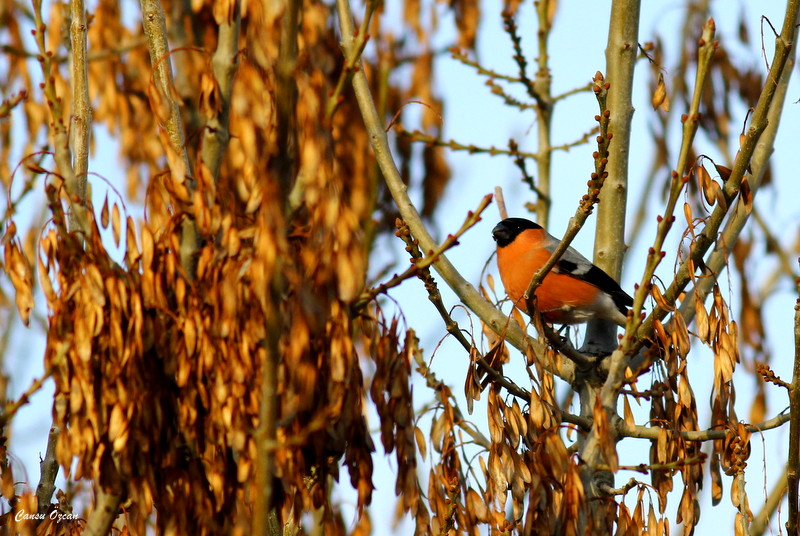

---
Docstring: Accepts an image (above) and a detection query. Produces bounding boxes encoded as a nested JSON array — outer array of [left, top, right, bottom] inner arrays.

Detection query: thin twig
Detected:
[[596, 453, 706, 473], [397, 129, 540, 161], [494, 187, 507, 220], [788, 282, 800, 535], [623, 409, 790, 441], [354, 194, 493, 310], [636, 3, 799, 357], [449, 47, 523, 84], [598, 477, 639, 496], [676, 33, 800, 328], [522, 73, 613, 311], [0, 90, 27, 119], [0, 373, 50, 428], [393, 217, 530, 403], [1, 37, 147, 63], [750, 465, 787, 536]]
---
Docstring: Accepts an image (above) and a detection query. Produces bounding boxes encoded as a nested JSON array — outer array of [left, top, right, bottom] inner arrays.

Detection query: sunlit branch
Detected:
[[522, 75, 612, 312], [624, 19, 717, 351], [70, 0, 91, 222], [30, 0, 90, 236], [750, 465, 787, 536], [596, 453, 706, 474], [449, 47, 523, 84], [333, 0, 575, 385], [788, 280, 800, 535], [622, 410, 790, 441], [139, 0, 198, 278], [83, 488, 123, 536], [0, 372, 50, 428], [200, 0, 241, 183], [327, 0, 379, 119], [0, 90, 27, 119], [355, 195, 492, 310], [597, 477, 640, 496], [637, 2, 799, 356], [677, 38, 799, 325], [398, 129, 541, 161], [532, 2, 553, 225], [1, 37, 147, 63], [35, 424, 59, 515]]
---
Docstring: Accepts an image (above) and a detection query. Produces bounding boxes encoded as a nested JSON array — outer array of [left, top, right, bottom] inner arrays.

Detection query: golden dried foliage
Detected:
[[0, 0, 458, 532]]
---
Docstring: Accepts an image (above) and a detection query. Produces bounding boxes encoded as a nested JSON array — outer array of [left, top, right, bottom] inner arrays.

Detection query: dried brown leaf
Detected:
[[3, 237, 34, 326], [651, 284, 674, 313], [695, 295, 710, 342], [740, 176, 753, 214], [415, 426, 427, 460], [112, 203, 122, 247], [101, 194, 110, 229], [652, 75, 669, 112]]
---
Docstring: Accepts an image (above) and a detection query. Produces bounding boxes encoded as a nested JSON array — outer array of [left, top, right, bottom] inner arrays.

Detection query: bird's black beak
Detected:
[[492, 222, 511, 247]]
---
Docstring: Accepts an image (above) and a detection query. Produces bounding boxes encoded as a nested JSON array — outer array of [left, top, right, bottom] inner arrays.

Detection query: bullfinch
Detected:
[[492, 218, 632, 327]]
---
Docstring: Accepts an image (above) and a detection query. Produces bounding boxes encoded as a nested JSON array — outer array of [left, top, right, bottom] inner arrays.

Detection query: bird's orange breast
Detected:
[[496, 231, 601, 323]]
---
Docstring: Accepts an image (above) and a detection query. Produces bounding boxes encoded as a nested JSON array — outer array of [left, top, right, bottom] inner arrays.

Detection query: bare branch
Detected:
[[69, 0, 91, 206], [35, 424, 60, 514], [0, 373, 50, 428], [788, 284, 800, 535], [638, 2, 800, 351], [139, 0, 191, 175], [750, 465, 787, 536], [139, 0, 198, 278], [622, 410, 790, 441], [677, 21, 800, 326], [522, 75, 613, 312], [83, 487, 123, 536], [200, 0, 241, 182], [30, 0, 90, 236], [397, 129, 541, 161], [333, 0, 575, 384]]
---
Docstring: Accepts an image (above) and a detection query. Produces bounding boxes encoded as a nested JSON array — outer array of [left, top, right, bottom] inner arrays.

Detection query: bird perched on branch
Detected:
[[492, 218, 632, 327]]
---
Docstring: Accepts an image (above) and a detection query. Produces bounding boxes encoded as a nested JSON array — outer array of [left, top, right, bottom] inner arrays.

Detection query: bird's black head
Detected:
[[491, 218, 542, 248]]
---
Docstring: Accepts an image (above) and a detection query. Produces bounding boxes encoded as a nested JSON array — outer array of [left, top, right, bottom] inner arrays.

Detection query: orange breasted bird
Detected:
[[492, 218, 633, 327]]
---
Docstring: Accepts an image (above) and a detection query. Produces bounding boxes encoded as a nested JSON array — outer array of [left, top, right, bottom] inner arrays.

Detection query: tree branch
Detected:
[[637, 2, 799, 350], [139, 0, 198, 278], [788, 278, 800, 535], [333, 0, 575, 384], [35, 424, 59, 514], [200, 0, 241, 182], [69, 0, 91, 208], [30, 0, 90, 236], [750, 465, 787, 536], [676, 9, 800, 326], [83, 487, 123, 536], [622, 410, 790, 441], [522, 75, 613, 313]]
